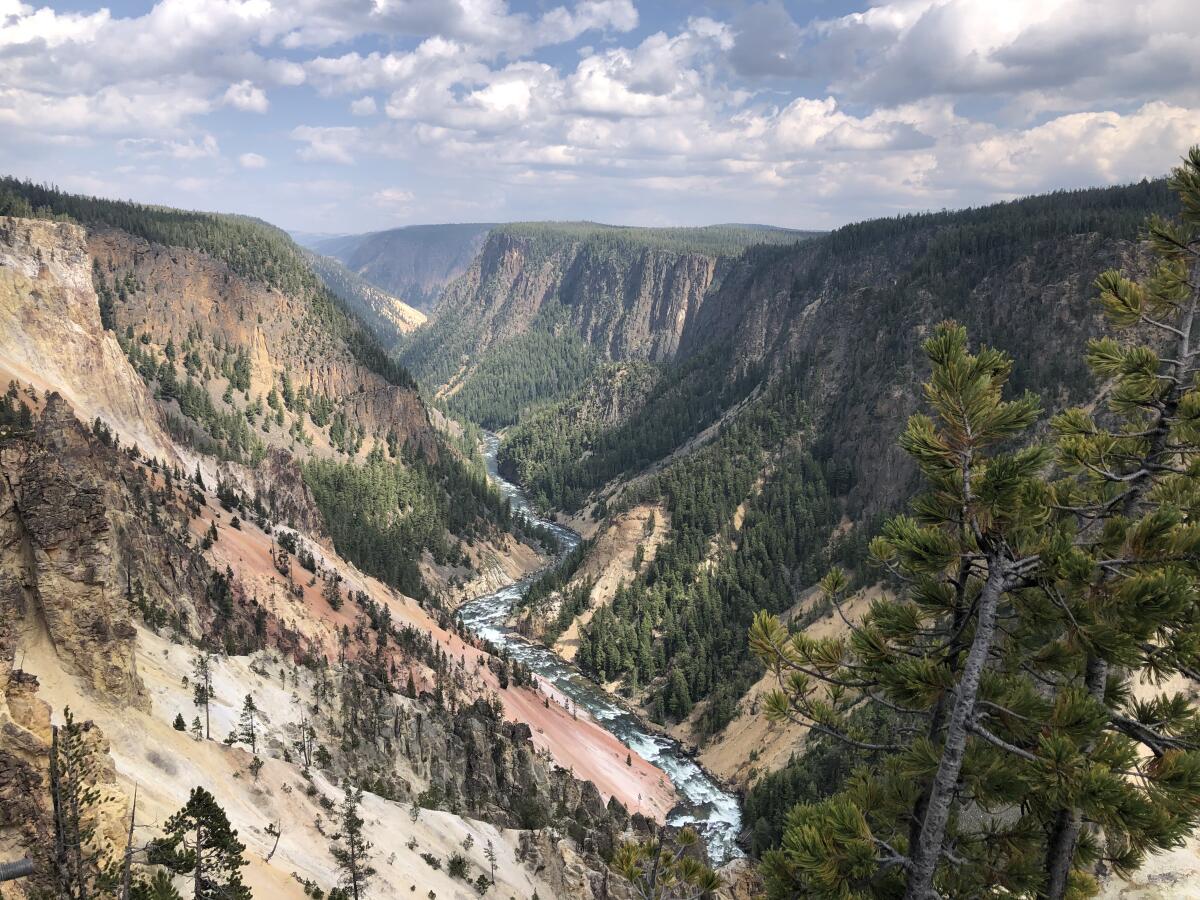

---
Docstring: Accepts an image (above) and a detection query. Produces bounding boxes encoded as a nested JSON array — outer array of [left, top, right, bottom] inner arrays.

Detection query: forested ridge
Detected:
[[438, 324, 599, 429], [0, 177, 530, 602], [299, 247, 423, 351], [493, 220, 817, 255], [500, 345, 764, 511], [303, 443, 516, 599], [309, 221, 495, 311], [571, 369, 854, 734], [0, 177, 415, 390]]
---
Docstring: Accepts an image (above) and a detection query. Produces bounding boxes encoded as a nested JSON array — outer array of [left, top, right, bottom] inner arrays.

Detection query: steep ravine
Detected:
[[457, 434, 743, 866]]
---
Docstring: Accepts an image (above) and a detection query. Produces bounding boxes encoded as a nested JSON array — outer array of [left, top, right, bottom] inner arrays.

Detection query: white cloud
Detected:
[[223, 80, 269, 113], [729, 0, 1200, 112], [290, 125, 360, 164], [3, 0, 1198, 230], [0, 83, 213, 135], [372, 187, 414, 206], [119, 133, 220, 159]]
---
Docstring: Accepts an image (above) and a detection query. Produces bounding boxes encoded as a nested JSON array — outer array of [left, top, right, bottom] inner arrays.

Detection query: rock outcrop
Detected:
[[402, 227, 732, 390], [0, 396, 146, 707], [0, 217, 174, 459]]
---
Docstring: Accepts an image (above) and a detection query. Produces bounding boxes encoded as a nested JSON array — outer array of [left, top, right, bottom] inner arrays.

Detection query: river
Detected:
[[456, 433, 743, 867]]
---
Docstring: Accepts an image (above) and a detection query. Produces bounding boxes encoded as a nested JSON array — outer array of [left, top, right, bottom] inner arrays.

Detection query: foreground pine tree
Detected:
[[611, 827, 721, 899], [1035, 146, 1200, 897], [749, 147, 1200, 899], [752, 321, 1050, 898], [47, 707, 119, 899], [151, 787, 251, 900]]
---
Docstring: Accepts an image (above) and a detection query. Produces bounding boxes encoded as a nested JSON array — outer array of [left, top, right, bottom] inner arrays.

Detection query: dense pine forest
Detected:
[[438, 324, 599, 428], [303, 443, 515, 599], [493, 220, 818, 255], [573, 370, 850, 732]]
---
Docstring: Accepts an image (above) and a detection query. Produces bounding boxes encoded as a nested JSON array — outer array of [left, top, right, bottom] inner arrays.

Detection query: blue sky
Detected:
[[2, 0, 1198, 233]]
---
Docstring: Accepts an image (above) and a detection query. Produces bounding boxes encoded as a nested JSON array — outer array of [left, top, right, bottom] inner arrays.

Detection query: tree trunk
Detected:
[[904, 561, 1006, 900], [194, 828, 204, 900], [1042, 653, 1107, 899], [49, 725, 70, 899], [908, 559, 971, 854], [120, 786, 137, 900]]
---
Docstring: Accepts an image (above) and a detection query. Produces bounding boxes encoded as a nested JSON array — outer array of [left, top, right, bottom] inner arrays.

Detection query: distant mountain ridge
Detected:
[[304, 222, 496, 312], [398, 221, 820, 426], [303, 220, 820, 316], [299, 246, 425, 350]]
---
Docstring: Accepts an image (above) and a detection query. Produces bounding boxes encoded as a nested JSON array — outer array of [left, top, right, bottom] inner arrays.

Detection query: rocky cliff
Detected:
[[90, 226, 438, 463], [401, 223, 812, 396], [684, 203, 1158, 517], [0, 217, 174, 459]]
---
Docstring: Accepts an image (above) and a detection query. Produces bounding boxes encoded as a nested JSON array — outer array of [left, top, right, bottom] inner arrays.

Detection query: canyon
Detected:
[[2, 168, 1199, 899]]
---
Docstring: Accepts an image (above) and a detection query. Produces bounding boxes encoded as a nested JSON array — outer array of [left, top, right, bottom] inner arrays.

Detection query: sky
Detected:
[[2, 0, 1199, 234]]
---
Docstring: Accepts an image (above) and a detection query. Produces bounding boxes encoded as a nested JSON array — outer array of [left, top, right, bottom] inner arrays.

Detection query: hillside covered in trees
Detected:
[[0, 178, 526, 603], [434, 174, 1184, 812]]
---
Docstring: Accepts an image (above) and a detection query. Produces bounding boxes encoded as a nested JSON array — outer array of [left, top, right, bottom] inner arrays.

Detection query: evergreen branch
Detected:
[[1138, 314, 1187, 339], [966, 719, 1038, 763], [774, 708, 906, 752], [1108, 713, 1200, 756], [874, 839, 912, 869]]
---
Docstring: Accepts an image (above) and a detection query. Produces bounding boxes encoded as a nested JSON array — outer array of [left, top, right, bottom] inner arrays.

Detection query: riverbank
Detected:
[[457, 433, 744, 865]]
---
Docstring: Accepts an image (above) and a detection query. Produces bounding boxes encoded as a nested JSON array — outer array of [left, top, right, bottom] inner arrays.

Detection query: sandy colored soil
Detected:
[[19, 622, 560, 899], [552, 507, 604, 541], [554, 503, 669, 661], [686, 587, 878, 788]]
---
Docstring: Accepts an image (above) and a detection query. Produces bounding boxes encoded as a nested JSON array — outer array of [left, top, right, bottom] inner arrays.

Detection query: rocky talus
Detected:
[[403, 228, 730, 388]]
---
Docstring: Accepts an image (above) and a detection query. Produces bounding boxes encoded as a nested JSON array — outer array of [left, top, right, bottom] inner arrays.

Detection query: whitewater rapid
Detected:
[[456, 433, 743, 866]]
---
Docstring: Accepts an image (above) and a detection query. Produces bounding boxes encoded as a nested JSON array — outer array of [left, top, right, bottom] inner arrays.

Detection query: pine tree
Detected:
[[750, 321, 1050, 898], [237, 695, 258, 755], [611, 827, 721, 899], [750, 190, 1200, 899], [48, 707, 117, 899], [152, 786, 250, 900], [173, 713, 186, 731], [192, 652, 213, 740], [131, 870, 183, 900], [1033, 147, 1200, 898], [484, 839, 496, 885], [330, 785, 375, 900]]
